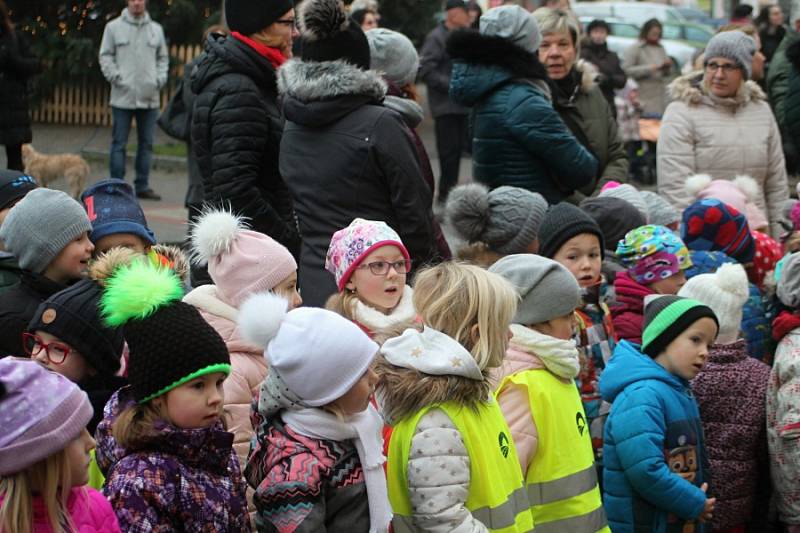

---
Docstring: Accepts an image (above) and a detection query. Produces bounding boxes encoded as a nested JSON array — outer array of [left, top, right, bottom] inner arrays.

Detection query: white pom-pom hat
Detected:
[[678, 263, 749, 344]]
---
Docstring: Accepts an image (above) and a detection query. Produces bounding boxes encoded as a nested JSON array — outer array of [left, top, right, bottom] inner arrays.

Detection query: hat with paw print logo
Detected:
[[616, 225, 692, 285]]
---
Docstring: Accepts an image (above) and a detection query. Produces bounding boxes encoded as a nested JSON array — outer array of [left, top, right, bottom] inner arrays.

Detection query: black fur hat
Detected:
[[225, 0, 294, 36], [298, 0, 370, 69]]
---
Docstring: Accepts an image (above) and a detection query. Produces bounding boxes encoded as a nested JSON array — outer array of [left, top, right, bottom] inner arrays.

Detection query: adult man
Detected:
[[99, 0, 167, 200], [420, 0, 471, 206]]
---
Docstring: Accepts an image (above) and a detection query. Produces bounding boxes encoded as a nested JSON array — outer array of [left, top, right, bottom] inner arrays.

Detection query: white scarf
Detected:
[[352, 285, 416, 332], [282, 405, 391, 533], [509, 324, 581, 379]]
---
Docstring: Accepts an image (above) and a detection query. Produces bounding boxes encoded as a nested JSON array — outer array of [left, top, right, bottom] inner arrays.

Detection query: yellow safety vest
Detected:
[[387, 400, 535, 533], [498, 369, 609, 533]]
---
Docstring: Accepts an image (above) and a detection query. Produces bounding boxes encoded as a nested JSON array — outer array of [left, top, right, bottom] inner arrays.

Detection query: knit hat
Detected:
[[580, 196, 646, 251], [777, 252, 800, 308], [0, 170, 36, 210], [704, 30, 756, 79], [586, 19, 610, 34], [191, 209, 297, 307], [598, 182, 648, 220], [489, 254, 580, 325], [640, 191, 679, 228], [681, 199, 756, 264], [641, 295, 719, 358], [446, 183, 548, 255], [446, 0, 468, 10], [685, 174, 767, 230], [0, 188, 92, 274], [366, 28, 418, 88], [325, 218, 410, 291], [685, 249, 736, 280], [0, 358, 93, 476], [80, 179, 156, 247], [751, 230, 783, 287], [678, 263, 749, 342], [616, 225, 693, 285], [299, 0, 371, 70], [28, 279, 124, 377], [479, 5, 542, 53], [224, 0, 294, 36], [240, 292, 379, 406], [101, 260, 230, 403], [538, 202, 605, 259]]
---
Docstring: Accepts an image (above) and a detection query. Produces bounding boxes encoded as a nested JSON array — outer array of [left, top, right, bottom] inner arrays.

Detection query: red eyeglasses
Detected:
[[22, 333, 73, 365]]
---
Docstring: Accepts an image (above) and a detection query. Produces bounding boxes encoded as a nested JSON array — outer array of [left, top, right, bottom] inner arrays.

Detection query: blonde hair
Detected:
[[412, 262, 518, 370], [325, 290, 361, 322], [533, 7, 581, 49], [112, 401, 169, 451], [0, 449, 77, 533]]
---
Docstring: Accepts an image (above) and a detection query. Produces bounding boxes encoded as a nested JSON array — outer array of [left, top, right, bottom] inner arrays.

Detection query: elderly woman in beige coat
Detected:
[[657, 31, 789, 237]]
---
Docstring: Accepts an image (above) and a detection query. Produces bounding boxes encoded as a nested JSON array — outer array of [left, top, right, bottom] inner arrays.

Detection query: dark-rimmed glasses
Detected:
[[705, 61, 740, 74], [358, 260, 412, 276], [22, 333, 72, 365], [275, 18, 299, 29]]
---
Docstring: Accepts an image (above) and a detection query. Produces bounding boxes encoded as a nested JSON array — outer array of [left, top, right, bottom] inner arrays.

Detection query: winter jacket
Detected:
[[657, 72, 789, 237], [96, 388, 251, 533], [419, 23, 468, 118], [0, 487, 121, 532], [784, 40, 800, 169], [98, 9, 168, 110], [580, 39, 627, 113], [691, 340, 770, 531], [0, 252, 22, 291], [0, 29, 39, 146], [622, 41, 671, 116], [767, 312, 800, 525], [0, 271, 67, 358], [610, 271, 653, 345], [601, 340, 710, 533], [191, 34, 301, 259], [277, 59, 440, 307], [767, 30, 800, 171], [447, 30, 598, 204]]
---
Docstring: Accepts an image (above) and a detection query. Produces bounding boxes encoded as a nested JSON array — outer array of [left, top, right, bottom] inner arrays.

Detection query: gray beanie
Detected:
[[489, 254, 580, 325], [0, 188, 92, 274], [641, 191, 679, 228], [480, 5, 542, 53], [446, 183, 548, 255], [704, 30, 756, 79], [366, 28, 419, 88], [598, 184, 648, 221], [778, 252, 800, 308]]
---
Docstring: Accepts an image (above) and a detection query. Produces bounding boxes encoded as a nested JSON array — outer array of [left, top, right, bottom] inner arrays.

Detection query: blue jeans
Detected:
[[110, 106, 158, 193]]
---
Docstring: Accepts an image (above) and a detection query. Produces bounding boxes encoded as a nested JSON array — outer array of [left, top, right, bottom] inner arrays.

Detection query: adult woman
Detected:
[[622, 18, 672, 116], [0, 1, 39, 171], [757, 4, 786, 67], [658, 31, 789, 237]]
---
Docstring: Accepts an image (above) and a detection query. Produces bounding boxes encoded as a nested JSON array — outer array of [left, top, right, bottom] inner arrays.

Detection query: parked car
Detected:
[[573, 2, 687, 25], [676, 7, 728, 29]]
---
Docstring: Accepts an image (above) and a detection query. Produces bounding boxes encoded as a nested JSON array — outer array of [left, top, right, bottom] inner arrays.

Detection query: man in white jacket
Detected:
[[99, 0, 168, 200]]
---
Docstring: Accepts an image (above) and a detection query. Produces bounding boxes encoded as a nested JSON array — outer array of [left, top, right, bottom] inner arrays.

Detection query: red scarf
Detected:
[[231, 31, 286, 69], [773, 310, 800, 342]]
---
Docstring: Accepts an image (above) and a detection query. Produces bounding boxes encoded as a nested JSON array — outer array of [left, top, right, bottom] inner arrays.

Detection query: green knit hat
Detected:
[[641, 295, 719, 358]]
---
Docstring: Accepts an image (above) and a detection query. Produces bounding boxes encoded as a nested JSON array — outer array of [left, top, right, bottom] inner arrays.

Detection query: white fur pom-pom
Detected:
[[190, 208, 247, 266], [238, 292, 289, 350], [714, 263, 749, 303], [685, 174, 713, 198], [732, 175, 759, 202]]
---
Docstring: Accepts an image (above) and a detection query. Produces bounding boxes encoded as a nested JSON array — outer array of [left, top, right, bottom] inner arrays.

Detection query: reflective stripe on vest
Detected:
[[499, 369, 609, 533]]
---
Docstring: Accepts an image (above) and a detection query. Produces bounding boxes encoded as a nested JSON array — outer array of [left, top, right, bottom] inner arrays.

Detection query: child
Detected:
[[0, 188, 93, 357], [601, 296, 718, 532], [538, 202, 617, 463], [489, 254, 608, 531], [612, 225, 693, 344], [445, 183, 548, 266], [240, 293, 389, 532], [325, 218, 417, 337], [80, 179, 157, 255], [379, 262, 535, 532], [0, 358, 121, 532], [0, 169, 37, 289], [93, 260, 250, 531], [685, 174, 770, 234], [678, 263, 770, 532]]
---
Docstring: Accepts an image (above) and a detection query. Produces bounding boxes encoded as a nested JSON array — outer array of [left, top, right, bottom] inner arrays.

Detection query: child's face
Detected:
[[654, 317, 717, 381], [43, 231, 94, 284], [345, 245, 408, 314], [331, 365, 378, 416], [532, 312, 577, 341], [649, 271, 686, 295], [273, 271, 303, 310], [94, 233, 150, 256], [155, 372, 226, 429], [65, 428, 95, 488], [31, 330, 95, 383], [552, 233, 602, 288]]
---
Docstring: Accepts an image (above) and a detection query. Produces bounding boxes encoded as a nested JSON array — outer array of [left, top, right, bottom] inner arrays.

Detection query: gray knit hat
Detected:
[[704, 30, 756, 79], [0, 188, 92, 274], [366, 28, 419, 88], [778, 252, 800, 308], [480, 5, 542, 53], [446, 183, 548, 255], [641, 191, 680, 228], [489, 254, 580, 325], [598, 183, 648, 221]]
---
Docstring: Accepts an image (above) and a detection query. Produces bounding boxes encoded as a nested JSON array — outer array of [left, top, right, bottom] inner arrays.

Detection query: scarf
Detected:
[[352, 285, 417, 333], [231, 31, 286, 69], [509, 323, 581, 379]]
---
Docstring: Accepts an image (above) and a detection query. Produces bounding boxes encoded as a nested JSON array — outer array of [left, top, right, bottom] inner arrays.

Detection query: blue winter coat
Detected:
[[446, 30, 598, 204], [600, 340, 710, 533]]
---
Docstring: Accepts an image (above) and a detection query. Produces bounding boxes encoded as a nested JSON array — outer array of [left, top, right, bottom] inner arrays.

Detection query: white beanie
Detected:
[[239, 293, 379, 406], [678, 263, 749, 343]]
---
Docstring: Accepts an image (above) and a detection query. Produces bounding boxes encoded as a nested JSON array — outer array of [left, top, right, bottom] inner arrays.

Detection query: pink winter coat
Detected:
[[0, 487, 121, 532], [611, 271, 654, 344]]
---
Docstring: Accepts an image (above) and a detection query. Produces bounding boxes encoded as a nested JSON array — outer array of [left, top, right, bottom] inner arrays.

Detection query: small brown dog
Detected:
[[21, 144, 89, 199]]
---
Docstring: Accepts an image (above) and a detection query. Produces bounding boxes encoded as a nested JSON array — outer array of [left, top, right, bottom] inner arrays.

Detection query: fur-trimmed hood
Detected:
[[667, 71, 767, 108], [89, 244, 190, 288]]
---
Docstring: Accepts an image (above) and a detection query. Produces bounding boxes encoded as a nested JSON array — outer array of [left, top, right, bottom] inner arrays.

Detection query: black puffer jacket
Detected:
[[0, 29, 39, 146], [278, 59, 440, 307], [191, 34, 300, 258], [0, 272, 66, 358]]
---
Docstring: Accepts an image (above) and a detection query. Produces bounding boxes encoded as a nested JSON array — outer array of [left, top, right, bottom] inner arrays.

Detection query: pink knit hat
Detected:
[[685, 174, 768, 230], [0, 358, 93, 476], [190, 210, 297, 307]]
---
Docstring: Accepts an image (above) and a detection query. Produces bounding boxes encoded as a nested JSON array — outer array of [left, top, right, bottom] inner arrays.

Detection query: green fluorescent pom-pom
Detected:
[[101, 259, 184, 327]]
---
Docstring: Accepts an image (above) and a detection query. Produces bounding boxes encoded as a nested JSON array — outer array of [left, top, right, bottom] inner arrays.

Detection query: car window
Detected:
[[612, 5, 653, 24], [609, 22, 640, 38], [574, 4, 612, 18], [662, 24, 682, 40], [686, 26, 712, 42]]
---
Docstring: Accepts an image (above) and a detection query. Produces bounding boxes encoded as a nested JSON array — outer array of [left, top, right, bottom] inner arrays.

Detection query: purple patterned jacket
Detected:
[[95, 388, 251, 532]]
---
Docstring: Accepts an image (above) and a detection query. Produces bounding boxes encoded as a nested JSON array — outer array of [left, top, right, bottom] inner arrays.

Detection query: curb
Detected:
[[81, 149, 188, 173]]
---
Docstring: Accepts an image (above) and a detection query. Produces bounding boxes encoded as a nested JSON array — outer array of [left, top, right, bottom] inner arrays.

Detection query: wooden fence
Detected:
[[32, 44, 203, 127]]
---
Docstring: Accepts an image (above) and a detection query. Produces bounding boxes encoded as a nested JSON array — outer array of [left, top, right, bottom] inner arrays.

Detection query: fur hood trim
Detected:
[[668, 71, 766, 106], [183, 284, 238, 323], [446, 29, 549, 82], [277, 59, 387, 104], [89, 244, 190, 287]]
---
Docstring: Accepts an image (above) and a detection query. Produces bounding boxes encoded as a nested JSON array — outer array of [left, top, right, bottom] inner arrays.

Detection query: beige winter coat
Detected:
[[622, 41, 671, 115], [657, 72, 789, 237]]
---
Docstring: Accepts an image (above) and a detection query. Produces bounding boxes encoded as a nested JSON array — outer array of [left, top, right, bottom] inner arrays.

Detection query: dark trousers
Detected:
[[5, 144, 22, 171], [434, 114, 469, 204]]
